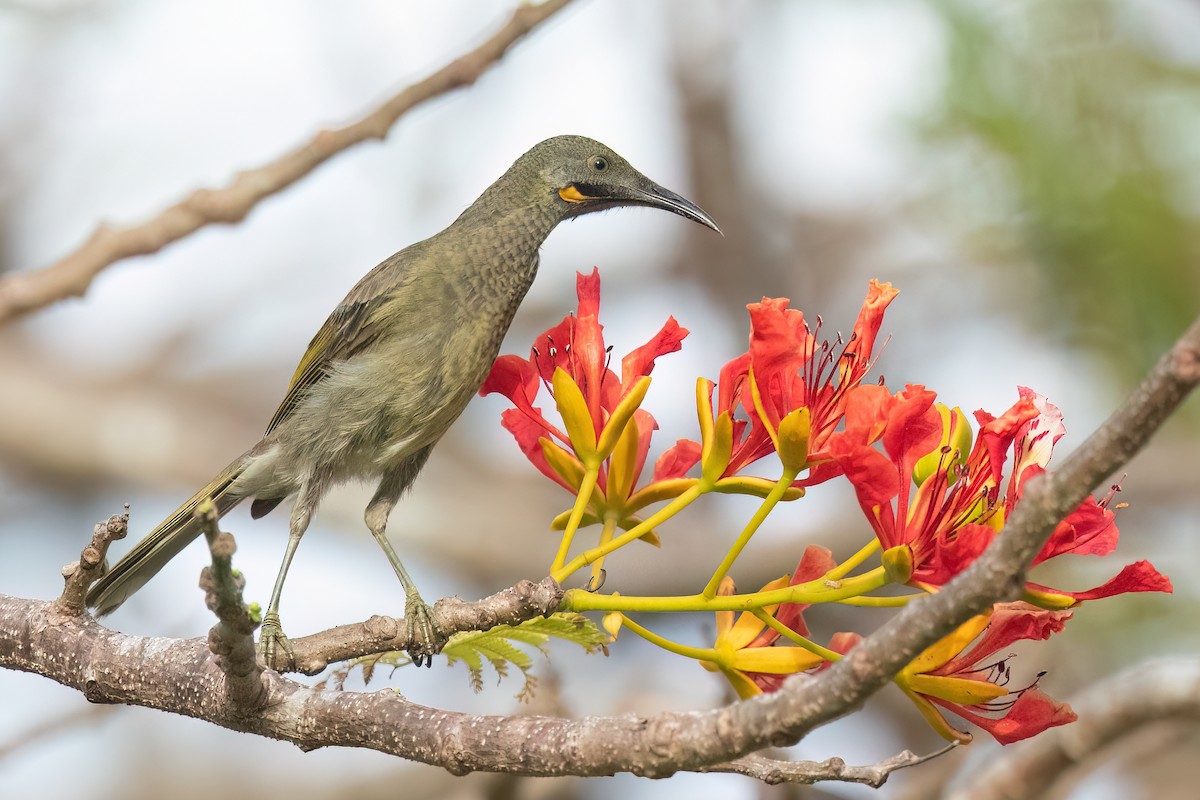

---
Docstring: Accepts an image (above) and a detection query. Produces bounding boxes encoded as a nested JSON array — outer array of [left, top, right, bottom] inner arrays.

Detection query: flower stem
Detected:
[[550, 466, 599, 574], [589, 512, 620, 588], [827, 538, 882, 580], [702, 468, 799, 598], [837, 593, 924, 607], [750, 608, 841, 663], [553, 482, 706, 582], [565, 566, 889, 613], [616, 614, 717, 662]]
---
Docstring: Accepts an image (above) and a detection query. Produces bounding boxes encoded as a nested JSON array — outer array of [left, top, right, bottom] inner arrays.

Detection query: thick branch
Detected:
[[0, 0, 574, 324]]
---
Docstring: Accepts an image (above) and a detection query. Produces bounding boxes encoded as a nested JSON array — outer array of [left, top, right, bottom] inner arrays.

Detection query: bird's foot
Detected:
[[404, 594, 445, 668], [259, 610, 295, 671]]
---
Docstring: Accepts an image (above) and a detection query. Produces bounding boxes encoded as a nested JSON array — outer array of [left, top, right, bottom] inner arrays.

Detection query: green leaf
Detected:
[[315, 612, 607, 700]]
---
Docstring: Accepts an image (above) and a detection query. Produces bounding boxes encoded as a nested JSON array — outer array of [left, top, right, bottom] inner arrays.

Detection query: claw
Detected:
[[259, 610, 295, 671], [404, 595, 445, 668]]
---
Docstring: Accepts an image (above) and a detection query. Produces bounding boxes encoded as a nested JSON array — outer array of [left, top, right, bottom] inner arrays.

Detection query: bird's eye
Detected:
[[589, 156, 608, 172]]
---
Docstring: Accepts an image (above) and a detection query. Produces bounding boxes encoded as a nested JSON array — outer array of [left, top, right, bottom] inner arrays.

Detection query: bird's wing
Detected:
[[263, 292, 388, 436]]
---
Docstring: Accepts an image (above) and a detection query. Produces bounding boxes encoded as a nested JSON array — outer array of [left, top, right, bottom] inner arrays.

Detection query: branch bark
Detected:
[[2, 318, 1196, 780], [0, 0, 574, 324]]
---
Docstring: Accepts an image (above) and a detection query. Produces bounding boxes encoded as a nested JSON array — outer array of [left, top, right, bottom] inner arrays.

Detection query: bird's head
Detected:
[[526, 135, 720, 233]]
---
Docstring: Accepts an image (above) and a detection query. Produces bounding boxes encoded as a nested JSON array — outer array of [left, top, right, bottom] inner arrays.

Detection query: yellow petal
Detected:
[[552, 368, 597, 463], [626, 478, 700, 512], [733, 646, 825, 674], [1022, 586, 1078, 610], [776, 407, 811, 473], [602, 610, 624, 641], [900, 686, 974, 744], [695, 378, 716, 453], [714, 576, 737, 638], [551, 508, 600, 530], [907, 673, 1009, 706], [595, 376, 651, 460], [904, 612, 992, 676], [701, 411, 734, 485], [539, 437, 588, 492], [604, 413, 642, 506], [721, 667, 764, 700], [748, 366, 780, 452], [713, 476, 805, 501], [882, 544, 914, 584]]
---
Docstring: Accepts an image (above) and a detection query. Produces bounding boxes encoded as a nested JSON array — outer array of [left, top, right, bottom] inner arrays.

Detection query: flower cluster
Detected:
[[484, 270, 1172, 746]]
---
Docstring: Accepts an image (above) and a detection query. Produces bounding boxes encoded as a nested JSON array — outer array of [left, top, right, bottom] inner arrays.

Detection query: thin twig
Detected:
[[196, 501, 265, 706], [52, 509, 128, 616], [707, 743, 959, 786], [0, 0, 575, 324]]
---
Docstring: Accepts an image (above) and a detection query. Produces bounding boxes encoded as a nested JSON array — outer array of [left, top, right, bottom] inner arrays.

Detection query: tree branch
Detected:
[[0, 0, 574, 324], [2, 318, 1196, 780]]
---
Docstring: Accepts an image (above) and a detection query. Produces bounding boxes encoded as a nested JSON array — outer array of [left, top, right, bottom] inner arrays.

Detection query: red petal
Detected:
[[622, 316, 688, 386], [937, 688, 1077, 745], [880, 385, 941, 472], [775, 546, 837, 638], [1034, 498, 1118, 565], [1032, 560, 1174, 603], [747, 297, 812, 428], [922, 523, 994, 585], [629, 408, 657, 490], [972, 395, 1038, 487], [500, 409, 574, 491], [841, 279, 898, 380], [937, 602, 1072, 676], [480, 354, 539, 407], [654, 439, 702, 481]]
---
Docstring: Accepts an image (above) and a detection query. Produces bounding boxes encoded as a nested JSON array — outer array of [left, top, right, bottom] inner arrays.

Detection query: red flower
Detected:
[[659, 280, 898, 482], [481, 268, 686, 512], [832, 387, 1172, 603], [701, 546, 838, 697], [893, 602, 1078, 744]]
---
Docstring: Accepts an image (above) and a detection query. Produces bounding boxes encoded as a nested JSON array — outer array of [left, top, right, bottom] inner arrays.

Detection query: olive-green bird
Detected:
[[86, 135, 720, 668]]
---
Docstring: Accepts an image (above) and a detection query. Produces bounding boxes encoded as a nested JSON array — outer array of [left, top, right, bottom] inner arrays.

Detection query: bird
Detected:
[[86, 135, 720, 669]]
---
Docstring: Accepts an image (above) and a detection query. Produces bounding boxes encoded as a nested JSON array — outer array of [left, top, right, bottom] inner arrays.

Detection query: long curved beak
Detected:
[[627, 180, 721, 234]]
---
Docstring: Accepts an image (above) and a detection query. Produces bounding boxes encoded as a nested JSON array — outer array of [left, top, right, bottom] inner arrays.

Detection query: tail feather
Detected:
[[87, 458, 248, 616]]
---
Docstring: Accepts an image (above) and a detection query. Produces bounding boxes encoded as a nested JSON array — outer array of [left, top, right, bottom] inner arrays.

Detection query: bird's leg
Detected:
[[365, 479, 444, 667], [259, 486, 316, 670]]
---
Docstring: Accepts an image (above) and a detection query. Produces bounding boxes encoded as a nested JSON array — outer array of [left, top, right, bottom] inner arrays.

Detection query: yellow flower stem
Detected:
[[589, 511, 620, 588], [550, 466, 600, 574], [553, 482, 706, 582], [702, 468, 799, 599], [826, 538, 882, 580], [564, 566, 889, 614], [836, 593, 923, 607], [617, 613, 717, 662], [750, 608, 841, 663]]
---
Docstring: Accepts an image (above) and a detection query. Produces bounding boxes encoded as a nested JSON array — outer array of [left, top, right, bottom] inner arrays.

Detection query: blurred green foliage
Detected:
[[927, 0, 1200, 379]]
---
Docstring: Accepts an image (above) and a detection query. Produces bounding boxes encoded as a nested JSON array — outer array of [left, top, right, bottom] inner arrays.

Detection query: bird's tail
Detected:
[[86, 457, 249, 616]]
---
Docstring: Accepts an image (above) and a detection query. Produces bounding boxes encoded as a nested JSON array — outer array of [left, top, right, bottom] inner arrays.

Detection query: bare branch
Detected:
[[0, 0, 575, 324], [705, 744, 959, 787], [196, 502, 265, 707], [52, 510, 128, 616], [950, 658, 1200, 800]]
